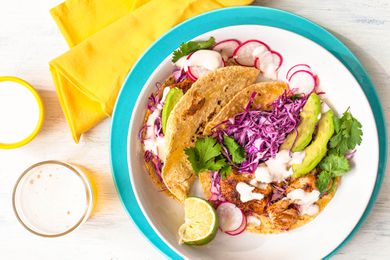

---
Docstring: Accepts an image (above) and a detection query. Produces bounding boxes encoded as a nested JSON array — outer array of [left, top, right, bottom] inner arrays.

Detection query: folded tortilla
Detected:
[[200, 81, 289, 198], [162, 66, 260, 202]]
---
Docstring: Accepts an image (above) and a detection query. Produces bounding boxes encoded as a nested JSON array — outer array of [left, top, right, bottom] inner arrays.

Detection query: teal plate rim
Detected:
[[110, 6, 387, 259]]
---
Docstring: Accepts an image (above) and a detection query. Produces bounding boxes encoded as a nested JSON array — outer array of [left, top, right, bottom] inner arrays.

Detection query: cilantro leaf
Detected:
[[220, 165, 232, 180], [171, 37, 216, 62], [319, 154, 350, 176], [316, 171, 332, 194], [329, 109, 363, 155], [349, 118, 363, 148], [206, 157, 227, 172], [185, 137, 231, 178], [316, 154, 349, 194], [223, 136, 246, 164], [184, 148, 201, 173], [195, 136, 221, 163]]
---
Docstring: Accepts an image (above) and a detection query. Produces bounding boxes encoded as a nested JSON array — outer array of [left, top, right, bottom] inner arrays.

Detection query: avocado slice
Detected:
[[162, 88, 183, 134], [281, 93, 321, 152], [292, 109, 335, 178]]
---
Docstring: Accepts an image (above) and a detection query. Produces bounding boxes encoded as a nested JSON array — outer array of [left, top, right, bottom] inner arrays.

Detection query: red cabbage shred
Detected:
[[213, 92, 307, 174], [208, 171, 225, 207], [140, 82, 167, 184]]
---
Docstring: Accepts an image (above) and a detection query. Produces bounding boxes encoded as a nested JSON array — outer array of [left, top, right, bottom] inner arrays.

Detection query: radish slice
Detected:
[[233, 40, 270, 66], [216, 202, 243, 232], [254, 51, 279, 80], [258, 51, 275, 72], [271, 51, 283, 69], [286, 64, 312, 80], [254, 57, 260, 70], [225, 213, 247, 236], [213, 39, 241, 61], [187, 66, 211, 79], [289, 70, 317, 94]]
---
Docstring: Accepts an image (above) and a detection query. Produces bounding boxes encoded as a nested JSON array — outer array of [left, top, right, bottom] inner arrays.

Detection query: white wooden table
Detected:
[[0, 0, 389, 259]]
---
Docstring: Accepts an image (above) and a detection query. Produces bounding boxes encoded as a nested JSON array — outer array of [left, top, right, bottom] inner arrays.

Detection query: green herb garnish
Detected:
[[316, 170, 333, 194], [316, 154, 350, 194], [185, 137, 231, 178], [223, 136, 246, 164], [319, 154, 350, 176], [329, 109, 363, 156], [172, 37, 216, 63], [315, 109, 362, 194]]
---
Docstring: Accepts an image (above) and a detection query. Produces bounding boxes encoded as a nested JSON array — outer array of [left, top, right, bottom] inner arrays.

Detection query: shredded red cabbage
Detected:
[[140, 82, 167, 184], [213, 92, 307, 173], [146, 84, 162, 112], [154, 116, 163, 137], [144, 150, 164, 182], [269, 183, 287, 203], [172, 68, 186, 83], [208, 171, 225, 207]]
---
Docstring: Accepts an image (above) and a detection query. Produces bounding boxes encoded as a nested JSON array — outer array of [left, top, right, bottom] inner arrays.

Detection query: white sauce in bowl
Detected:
[[0, 80, 41, 144]]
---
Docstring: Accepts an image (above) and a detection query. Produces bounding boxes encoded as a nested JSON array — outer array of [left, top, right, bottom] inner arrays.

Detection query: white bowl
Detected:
[[127, 25, 378, 259]]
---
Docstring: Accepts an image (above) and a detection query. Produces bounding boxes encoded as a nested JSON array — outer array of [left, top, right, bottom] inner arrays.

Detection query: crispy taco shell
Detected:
[[162, 66, 260, 202], [204, 81, 289, 135], [200, 81, 288, 198]]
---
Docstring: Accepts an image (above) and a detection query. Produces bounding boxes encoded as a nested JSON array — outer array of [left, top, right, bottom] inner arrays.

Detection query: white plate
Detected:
[[127, 25, 378, 259]]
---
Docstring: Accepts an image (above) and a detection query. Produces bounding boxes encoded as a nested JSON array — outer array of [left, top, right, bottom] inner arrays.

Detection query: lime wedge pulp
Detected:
[[162, 88, 183, 134], [178, 197, 218, 245]]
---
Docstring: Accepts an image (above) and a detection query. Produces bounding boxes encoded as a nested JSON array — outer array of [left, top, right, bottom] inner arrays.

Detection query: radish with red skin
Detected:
[[254, 50, 281, 79], [286, 64, 312, 80], [254, 57, 260, 69], [213, 39, 241, 61], [225, 212, 247, 236], [258, 51, 275, 72], [288, 69, 317, 94], [233, 40, 270, 66], [185, 71, 196, 81], [270, 50, 283, 69], [216, 202, 244, 233], [187, 66, 208, 80]]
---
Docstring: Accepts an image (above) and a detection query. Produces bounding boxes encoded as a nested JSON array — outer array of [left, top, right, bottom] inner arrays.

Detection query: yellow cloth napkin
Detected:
[[50, 0, 254, 143]]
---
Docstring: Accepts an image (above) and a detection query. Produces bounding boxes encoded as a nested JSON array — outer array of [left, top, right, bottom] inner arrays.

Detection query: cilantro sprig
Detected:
[[185, 135, 247, 179], [171, 37, 216, 63], [315, 109, 362, 194], [185, 137, 231, 179], [316, 154, 350, 194], [329, 109, 363, 156], [223, 136, 246, 164]]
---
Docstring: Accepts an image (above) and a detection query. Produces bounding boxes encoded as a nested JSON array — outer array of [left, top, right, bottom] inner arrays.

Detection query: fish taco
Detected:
[[139, 36, 363, 242]]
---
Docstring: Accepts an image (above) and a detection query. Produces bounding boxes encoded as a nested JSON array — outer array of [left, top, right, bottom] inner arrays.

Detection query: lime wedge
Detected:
[[162, 88, 183, 134], [178, 197, 218, 245]]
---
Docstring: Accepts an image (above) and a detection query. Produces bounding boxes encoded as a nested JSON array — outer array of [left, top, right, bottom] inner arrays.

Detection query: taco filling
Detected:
[[139, 36, 363, 241]]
